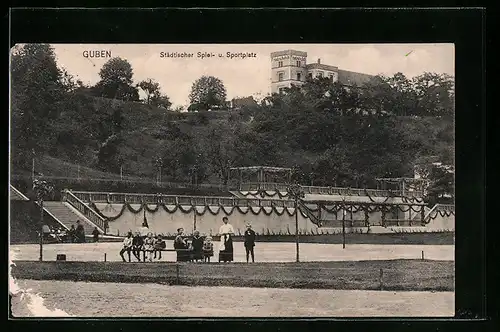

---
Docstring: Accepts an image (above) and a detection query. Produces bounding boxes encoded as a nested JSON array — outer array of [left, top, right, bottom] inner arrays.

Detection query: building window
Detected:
[[296, 73, 301, 81], [329, 73, 334, 81], [296, 60, 301, 67], [278, 61, 283, 67], [278, 72, 284, 81]]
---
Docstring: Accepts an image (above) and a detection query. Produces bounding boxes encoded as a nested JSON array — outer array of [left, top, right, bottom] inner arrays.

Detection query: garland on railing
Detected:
[[315, 202, 424, 214], [238, 190, 289, 199], [365, 189, 392, 203], [427, 209, 455, 220], [163, 204, 178, 213], [401, 196, 425, 204], [89, 201, 127, 221], [88, 201, 308, 221]]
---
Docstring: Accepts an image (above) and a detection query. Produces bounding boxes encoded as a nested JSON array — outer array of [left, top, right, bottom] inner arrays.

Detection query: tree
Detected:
[[188, 76, 227, 111], [138, 78, 161, 104], [411, 72, 455, 116], [152, 95, 172, 110], [93, 57, 139, 101], [422, 163, 455, 206], [137, 78, 172, 110], [10, 44, 67, 169], [32, 179, 54, 261]]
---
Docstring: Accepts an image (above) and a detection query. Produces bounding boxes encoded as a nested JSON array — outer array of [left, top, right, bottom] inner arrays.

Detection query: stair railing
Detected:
[[63, 189, 106, 232], [423, 203, 455, 224], [296, 200, 322, 227]]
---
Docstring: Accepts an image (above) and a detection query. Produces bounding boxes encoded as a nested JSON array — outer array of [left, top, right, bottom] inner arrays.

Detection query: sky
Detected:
[[50, 44, 454, 108]]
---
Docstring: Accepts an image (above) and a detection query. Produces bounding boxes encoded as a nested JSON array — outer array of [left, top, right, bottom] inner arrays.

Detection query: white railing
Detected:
[[236, 183, 423, 198], [63, 190, 106, 231], [69, 190, 296, 208], [424, 203, 455, 221]]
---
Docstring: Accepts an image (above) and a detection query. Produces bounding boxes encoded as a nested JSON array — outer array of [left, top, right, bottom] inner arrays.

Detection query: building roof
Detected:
[[231, 96, 258, 108], [306, 63, 338, 71], [337, 69, 374, 87], [270, 50, 307, 58]]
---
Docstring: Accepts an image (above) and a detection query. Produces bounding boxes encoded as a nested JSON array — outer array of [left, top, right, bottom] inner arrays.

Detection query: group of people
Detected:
[[120, 231, 167, 262], [66, 220, 86, 243], [172, 216, 256, 263], [42, 220, 87, 243], [118, 216, 257, 263]]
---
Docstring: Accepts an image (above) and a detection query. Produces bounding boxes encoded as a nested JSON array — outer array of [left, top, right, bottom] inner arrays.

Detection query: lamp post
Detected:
[[288, 183, 305, 262], [342, 198, 346, 249], [33, 179, 54, 262]]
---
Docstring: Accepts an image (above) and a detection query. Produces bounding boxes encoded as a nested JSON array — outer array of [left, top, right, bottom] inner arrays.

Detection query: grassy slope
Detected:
[[19, 115, 453, 181], [11, 259, 454, 291], [12, 93, 453, 188]]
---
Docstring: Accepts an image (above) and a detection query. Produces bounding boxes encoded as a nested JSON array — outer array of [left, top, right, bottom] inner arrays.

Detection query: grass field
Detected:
[[11, 259, 454, 292]]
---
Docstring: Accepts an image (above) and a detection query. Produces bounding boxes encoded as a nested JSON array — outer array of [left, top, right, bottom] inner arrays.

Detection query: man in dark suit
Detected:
[[244, 223, 256, 263]]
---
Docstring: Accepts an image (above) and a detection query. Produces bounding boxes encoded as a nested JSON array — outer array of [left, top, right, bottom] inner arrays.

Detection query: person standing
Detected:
[[203, 235, 214, 262], [218, 217, 234, 262], [244, 223, 256, 263], [191, 230, 204, 262], [68, 225, 76, 243], [174, 228, 189, 262], [92, 227, 100, 242], [76, 220, 85, 243], [119, 232, 133, 262]]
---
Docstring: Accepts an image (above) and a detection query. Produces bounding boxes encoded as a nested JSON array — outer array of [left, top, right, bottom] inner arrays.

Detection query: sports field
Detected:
[[9, 242, 455, 317], [9, 242, 454, 262]]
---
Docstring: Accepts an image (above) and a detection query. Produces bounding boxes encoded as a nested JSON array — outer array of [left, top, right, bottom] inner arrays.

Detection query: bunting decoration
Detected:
[[89, 200, 310, 222], [237, 189, 289, 199], [88, 199, 449, 227]]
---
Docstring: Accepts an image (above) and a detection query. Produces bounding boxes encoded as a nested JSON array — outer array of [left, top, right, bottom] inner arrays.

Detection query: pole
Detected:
[[32, 157, 35, 183], [193, 210, 197, 232], [295, 198, 299, 262], [342, 202, 346, 249], [39, 199, 44, 261], [120, 165, 123, 181]]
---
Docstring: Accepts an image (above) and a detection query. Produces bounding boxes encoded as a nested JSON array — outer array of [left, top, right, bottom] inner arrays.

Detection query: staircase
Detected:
[[42, 201, 100, 235], [297, 200, 322, 226]]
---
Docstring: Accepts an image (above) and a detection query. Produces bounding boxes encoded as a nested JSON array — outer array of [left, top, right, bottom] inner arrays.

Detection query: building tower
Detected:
[[270, 50, 308, 94]]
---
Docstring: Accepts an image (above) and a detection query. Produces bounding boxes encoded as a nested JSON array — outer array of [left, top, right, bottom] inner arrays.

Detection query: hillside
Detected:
[[11, 92, 454, 193]]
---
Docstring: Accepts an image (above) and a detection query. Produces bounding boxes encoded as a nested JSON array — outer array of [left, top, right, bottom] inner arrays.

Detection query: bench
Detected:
[[126, 248, 212, 262]]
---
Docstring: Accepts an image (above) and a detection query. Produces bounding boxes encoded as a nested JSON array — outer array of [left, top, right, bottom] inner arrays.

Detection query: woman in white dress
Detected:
[[218, 216, 235, 262]]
